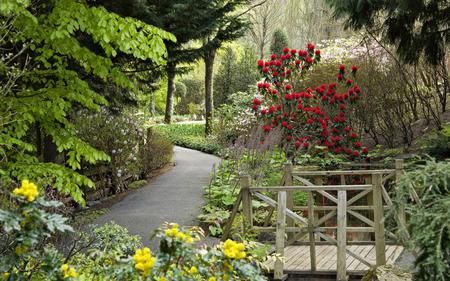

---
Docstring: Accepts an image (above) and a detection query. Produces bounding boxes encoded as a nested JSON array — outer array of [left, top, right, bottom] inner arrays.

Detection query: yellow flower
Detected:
[[14, 245, 28, 255], [223, 239, 246, 259], [133, 247, 156, 277], [13, 180, 39, 202], [189, 266, 198, 274], [3, 272, 10, 279], [157, 276, 167, 281], [208, 277, 216, 281], [165, 224, 194, 243], [61, 264, 78, 279]]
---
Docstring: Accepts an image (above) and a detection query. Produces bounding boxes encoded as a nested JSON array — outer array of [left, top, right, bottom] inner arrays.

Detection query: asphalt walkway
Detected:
[[94, 146, 221, 248]]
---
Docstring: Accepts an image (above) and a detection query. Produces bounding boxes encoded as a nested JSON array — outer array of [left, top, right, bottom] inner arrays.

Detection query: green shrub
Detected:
[[74, 109, 173, 196], [424, 124, 450, 160], [390, 160, 450, 280], [154, 123, 221, 154]]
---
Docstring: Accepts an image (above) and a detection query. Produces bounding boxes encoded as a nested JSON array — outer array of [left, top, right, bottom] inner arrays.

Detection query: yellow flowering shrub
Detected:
[[61, 264, 78, 279], [13, 180, 39, 202], [223, 239, 247, 259], [133, 247, 156, 277]]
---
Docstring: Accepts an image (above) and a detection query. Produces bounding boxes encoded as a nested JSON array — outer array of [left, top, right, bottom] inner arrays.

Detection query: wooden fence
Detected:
[[222, 159, 405, 281]]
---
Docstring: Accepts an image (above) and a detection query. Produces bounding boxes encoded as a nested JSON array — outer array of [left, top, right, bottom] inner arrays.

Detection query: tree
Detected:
[[214, 46, 259, 107], [247, 0, 282, 59], [270, 28, 289, 56], [0, 0, 173, 204], [101, 0, 219, 124], [201, 0, 251, 135], [325, 0, 450, 64]]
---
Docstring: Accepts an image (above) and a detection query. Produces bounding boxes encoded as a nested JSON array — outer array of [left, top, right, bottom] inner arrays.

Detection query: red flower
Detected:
[[282, 47, 289, 54], [277, 105, 282, 111], [353, 151, 360, 157], [262, 67, 269, 73], [263, 125, 271, 132], [307, 42, 315, 50], [281, 121, 288, 127], [295, 140, 301, 149], [362, 147, 369, 154], [261, 109, 267, 115], [297, 103, 304, 109], [291, 49, 297, 54], [286, 135, 292, 141], [354, 141, 361, 148], [339, 104, 346, 110], [350, 132, 357, 138], [285, 54, 292, 59], [252, 105, 258, 111], [269, 105, 276, 113], [280, 55, 286, 60], [287, 124, 293, 130], [257, 60, 264, 67], [305, 56, 313, 64], [346, 79, 353, 85], [339, 64, 346, 71], [264, 61, 271, 67], [270, 54, 277, 60], [272, 71, 279, 77], [344, 126, 351, 132], [253, 98, 261, 105], [306, 118, 314, 124], [275, 60, 282, 67], [285, 84, 292, 90], [351, 65, 359, 72], [303, 142, 310, 148], [295, 59, 301, 65], [354, 86, 361, 93], [298, 50, 307, 56], [263, 83, 270, 88], [315, 49, 321, 56], [337, 74, 343, 80], [332, 127, 338, 133]]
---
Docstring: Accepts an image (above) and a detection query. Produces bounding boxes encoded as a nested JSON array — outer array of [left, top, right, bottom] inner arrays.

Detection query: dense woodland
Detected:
[[0, 0, 449, 280]]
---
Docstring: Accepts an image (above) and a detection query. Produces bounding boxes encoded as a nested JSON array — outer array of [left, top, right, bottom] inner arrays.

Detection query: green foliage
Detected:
[[424, 124, 450, 160], [325, 0, 450, 64], [175, 77, 204, 115], [74, 110, 173, 196], [154, 124, 221, 154], [390, 160, 450, 280], [0, 0, 174, 205], [269, 28, 289, 56], [214, 47, 259, 107]]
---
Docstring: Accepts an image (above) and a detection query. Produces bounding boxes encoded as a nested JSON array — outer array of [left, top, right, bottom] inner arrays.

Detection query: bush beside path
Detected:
[[94, 146, 221, 249]]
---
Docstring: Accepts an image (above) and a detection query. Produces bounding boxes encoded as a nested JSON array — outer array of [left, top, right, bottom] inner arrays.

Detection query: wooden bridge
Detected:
[[222, 160, 407, 281]]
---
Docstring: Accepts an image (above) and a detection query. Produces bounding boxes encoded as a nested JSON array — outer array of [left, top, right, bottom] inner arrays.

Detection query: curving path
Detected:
[[94, 146, 221, 248]]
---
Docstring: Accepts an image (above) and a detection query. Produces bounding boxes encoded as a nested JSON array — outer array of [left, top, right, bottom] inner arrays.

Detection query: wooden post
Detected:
[[337, 189, 347, 281], [395, 159, 409, 241], [274, 191, 287, 280], [308, 191, 316, 271], [284, 162, 294, 240], [372, 173, 386, 266], [240, 175, 253, 229]]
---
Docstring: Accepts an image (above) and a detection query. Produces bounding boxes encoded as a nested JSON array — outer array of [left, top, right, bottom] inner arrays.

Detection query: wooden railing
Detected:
[[222, 159, 405, 281]]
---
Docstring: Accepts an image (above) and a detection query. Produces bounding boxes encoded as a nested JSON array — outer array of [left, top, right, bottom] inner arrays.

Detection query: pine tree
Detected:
[[270, 28, 289, 56]]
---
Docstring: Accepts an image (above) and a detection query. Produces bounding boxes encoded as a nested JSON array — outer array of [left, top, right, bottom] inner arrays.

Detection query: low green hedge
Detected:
[[153, 123, 221, 155]]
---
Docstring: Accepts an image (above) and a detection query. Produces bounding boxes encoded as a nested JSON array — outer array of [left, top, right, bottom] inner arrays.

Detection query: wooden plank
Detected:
[[308, 191, 316, 271], [252, 192, 308, 225], [293, 176, 338, 204], [347, 189, 372, 206], [292, 169, 395, 176], [285, 245, 311, 270], [373, 173, 387, 266], [395, 159, 409, 241], [250, 184, 372, 192], [263, 206, 274, 227], [346, 245, 365, 270], [336, 190, 347, 281], [315, 245, 334, 270], [347, 210, 375, 227], [221, 191, 242, 241], [274, 191, 287, 280], [285, 162, 294, 238], [294, 205, 389, 211], [240, 175, 253, 228]]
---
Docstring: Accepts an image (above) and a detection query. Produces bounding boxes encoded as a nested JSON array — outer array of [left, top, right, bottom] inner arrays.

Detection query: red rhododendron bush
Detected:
[[252, 43, 369, 161]]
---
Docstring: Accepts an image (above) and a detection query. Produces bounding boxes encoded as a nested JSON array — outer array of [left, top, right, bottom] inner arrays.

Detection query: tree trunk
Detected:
[[164, 64, 176, 124], [204, 49, 216, 136], [43, 135, 57, 163], [149, 92, 155, 116]]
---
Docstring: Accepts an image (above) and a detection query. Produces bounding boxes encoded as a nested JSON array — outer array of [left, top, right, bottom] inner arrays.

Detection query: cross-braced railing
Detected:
[[221, 159, 405, 281]]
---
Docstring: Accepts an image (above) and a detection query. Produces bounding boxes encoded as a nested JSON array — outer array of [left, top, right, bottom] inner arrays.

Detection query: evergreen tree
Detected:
[[270, 28, 289, 55], [326, 0, 450, 64], [214, 47, 238, 106]]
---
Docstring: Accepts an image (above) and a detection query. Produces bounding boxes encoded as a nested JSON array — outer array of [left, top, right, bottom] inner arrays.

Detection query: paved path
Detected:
[[94, 146, 221, 248]]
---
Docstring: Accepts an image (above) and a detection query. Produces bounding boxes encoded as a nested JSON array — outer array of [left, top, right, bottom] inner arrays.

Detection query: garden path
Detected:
[[94, 146, 221, 249]]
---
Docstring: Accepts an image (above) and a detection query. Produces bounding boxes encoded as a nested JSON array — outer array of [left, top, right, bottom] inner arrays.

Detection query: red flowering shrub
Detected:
[[253, 43, 368, 161]]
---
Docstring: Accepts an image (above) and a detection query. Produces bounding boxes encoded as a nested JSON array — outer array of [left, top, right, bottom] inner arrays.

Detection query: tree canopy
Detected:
[[326, 0, 450, 64]]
